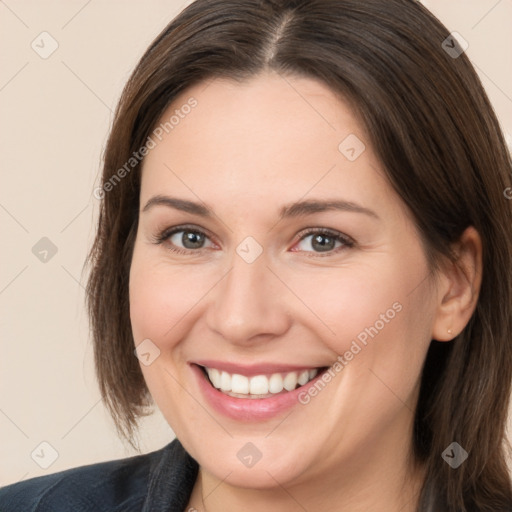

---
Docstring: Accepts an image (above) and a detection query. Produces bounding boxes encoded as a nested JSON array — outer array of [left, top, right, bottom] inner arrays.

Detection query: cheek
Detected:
[[290, 267, 433, 447], [129, 248, 214, 344], [288, 256, 434, 382], [286, 265, 406, 352]]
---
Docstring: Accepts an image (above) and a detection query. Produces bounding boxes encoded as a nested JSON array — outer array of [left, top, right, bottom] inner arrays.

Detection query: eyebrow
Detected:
[[279, 199, 379, 220], [142, 195, 211, 216], [142, 195, 379, 220]]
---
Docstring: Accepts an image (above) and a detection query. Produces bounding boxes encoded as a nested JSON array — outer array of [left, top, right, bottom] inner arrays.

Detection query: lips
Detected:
[[190, 361, 329, 421]]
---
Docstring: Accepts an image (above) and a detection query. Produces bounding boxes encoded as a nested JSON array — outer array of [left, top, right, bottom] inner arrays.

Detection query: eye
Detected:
[[153, 225, 354, 256], [292, 228, 354, 255], [154, 225, 215, 254]]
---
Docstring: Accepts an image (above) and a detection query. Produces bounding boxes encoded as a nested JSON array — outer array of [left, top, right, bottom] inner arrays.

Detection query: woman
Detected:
[[1, 0, 511, 510]]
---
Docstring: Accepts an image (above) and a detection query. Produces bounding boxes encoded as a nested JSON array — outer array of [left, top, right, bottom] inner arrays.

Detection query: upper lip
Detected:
[[191, 360, 326, 377]]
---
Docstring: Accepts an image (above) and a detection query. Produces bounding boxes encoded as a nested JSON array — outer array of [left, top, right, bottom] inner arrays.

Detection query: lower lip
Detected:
[[191, 364, 326, 421]]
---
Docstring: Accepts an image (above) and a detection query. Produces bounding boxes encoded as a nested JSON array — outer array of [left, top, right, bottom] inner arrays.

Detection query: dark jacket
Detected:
[[0, 438, 198, 512]]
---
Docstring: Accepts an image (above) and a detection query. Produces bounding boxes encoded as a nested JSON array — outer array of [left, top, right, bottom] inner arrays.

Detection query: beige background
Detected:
[[1, 0, 511, 486]]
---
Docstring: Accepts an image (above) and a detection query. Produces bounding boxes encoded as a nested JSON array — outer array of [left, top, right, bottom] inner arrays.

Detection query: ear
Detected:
[[431, 226, 482, 342]]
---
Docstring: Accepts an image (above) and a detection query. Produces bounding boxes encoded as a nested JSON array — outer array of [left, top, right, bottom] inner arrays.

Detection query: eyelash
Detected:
[[153, 224, 355, 257]]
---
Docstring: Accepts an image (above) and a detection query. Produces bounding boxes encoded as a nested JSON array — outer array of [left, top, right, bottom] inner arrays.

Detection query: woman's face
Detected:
[[129, 72, 438, 490]]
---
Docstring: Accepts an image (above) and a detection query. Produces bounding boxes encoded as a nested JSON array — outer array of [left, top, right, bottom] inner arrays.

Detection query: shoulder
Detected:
[[0, 439, 189, 512]]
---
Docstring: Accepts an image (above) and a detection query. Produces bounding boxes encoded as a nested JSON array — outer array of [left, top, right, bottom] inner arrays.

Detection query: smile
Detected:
[[202, 366, 321, 399], [191, 362, 330, 421]]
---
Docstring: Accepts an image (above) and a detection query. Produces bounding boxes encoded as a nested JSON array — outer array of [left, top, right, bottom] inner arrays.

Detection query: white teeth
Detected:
[[207, 368, 221, 389], [249, 375, 268, 395], [231, 374, 249, 394], [298, 370, 310, 386], [220, 371, 231, 392], [204, 366, 321, 397], [283, 371, 298, 391], [268, 373, 284, 394]]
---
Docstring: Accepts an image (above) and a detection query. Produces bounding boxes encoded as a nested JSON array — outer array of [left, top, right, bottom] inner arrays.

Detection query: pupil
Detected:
[[183, 231, 204, 249], [312, 234, 334, 252]]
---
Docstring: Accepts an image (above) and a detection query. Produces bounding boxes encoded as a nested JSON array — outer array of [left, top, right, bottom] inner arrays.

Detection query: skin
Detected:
[[129, 71, 482, 511]]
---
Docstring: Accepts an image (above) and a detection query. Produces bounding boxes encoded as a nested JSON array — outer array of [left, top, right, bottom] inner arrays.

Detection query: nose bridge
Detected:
[[205, 243, 290, 343]]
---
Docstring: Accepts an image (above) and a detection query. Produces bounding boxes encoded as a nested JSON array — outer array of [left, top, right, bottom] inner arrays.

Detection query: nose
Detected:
[[205, 248, 292, 346]]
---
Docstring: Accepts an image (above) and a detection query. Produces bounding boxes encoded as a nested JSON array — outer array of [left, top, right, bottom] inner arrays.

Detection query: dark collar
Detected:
[[142, 438, 199, 511]]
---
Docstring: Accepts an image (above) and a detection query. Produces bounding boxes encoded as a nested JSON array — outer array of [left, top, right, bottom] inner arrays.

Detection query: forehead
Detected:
[[140, 72, 394, 217]]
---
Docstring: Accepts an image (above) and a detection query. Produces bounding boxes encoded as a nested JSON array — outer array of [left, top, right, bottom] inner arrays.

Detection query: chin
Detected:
[[192, 436, 313, 490]]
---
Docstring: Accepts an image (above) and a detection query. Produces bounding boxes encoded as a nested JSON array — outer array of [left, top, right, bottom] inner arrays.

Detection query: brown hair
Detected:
[[85, 0, 512, 509]]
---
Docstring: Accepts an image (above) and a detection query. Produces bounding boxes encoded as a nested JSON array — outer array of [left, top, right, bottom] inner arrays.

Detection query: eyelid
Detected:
[[294, 226, 354, 244], [153, 224, 217, 248]]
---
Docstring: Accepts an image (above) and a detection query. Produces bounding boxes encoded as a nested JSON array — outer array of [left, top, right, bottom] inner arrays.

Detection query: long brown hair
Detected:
[[85, 0, 512, 509]]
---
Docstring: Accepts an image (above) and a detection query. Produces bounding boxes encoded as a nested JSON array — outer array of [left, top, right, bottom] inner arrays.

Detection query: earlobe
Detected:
[[431, 226, 482, 342]]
